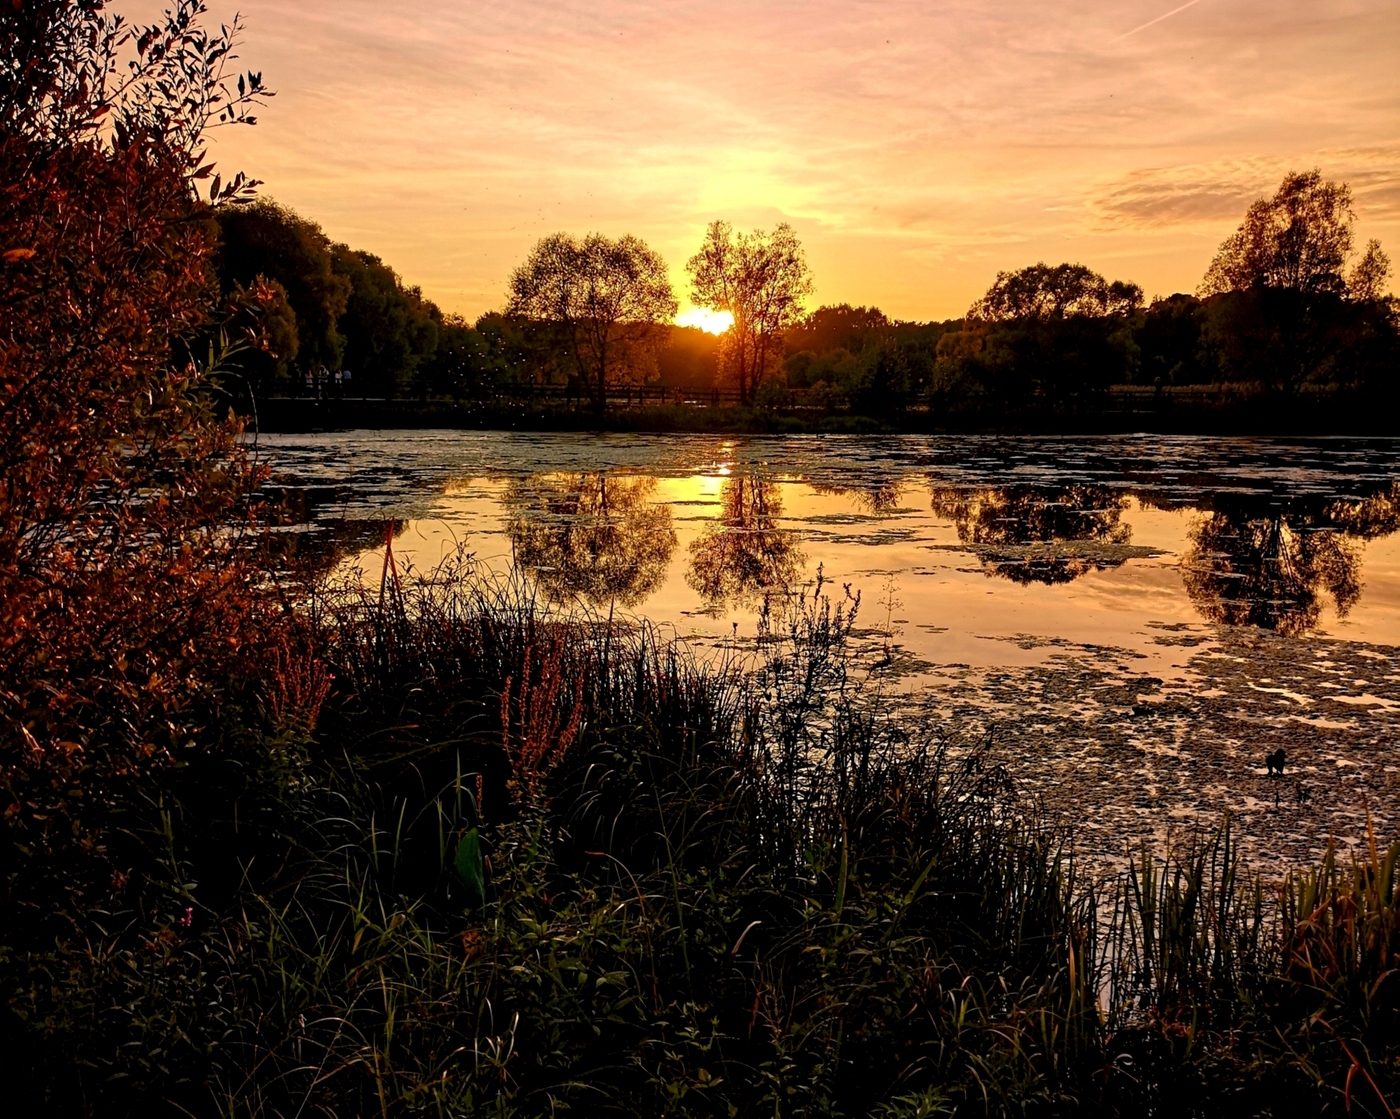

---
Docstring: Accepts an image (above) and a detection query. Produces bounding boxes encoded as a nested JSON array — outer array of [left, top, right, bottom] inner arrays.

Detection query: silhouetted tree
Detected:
[[781, 306, 947, 416], [947, 263, 1143, 407], [215, 198, 349, 391], [1193, 171, 1396, 396], [1349, 240, 1392, 303], [473, 312, 564, 392], [1134, 294, 1213, 385], [332, 246, 438, 399], [1197, 286, 1394, 394], [970, 263, 1142, 323], [507, 232, 677, 414], [421, 313, 495, 401], [784, 304, 890, 356], [687, 221, 813, 405], [1199, 171, 1385, 298]]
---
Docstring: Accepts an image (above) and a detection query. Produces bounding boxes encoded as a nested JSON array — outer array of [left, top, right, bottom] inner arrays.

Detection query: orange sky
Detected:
[[197, 0, 1400, 322]]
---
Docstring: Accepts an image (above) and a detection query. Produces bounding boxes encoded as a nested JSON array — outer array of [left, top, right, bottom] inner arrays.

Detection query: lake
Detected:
[[260, 431, 1400, 869]]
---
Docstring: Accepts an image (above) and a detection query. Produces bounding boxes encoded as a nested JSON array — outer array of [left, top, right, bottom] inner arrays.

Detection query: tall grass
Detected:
[[3, 557, 1397, 1116]]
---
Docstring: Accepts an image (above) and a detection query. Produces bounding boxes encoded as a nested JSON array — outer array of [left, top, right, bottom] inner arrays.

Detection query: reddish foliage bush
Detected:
[[0, 1, 275, 889]]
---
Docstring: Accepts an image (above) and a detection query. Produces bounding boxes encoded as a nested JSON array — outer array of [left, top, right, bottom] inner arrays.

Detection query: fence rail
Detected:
[[265, 382, 1272, 413]]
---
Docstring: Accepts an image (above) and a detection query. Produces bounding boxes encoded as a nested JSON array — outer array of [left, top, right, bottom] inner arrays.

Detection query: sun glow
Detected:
[[675, 307, 734, 335]]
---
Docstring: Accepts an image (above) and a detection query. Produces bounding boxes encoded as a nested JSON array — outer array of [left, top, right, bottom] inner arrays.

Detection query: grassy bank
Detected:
[[3, 563, 1397, 1117]]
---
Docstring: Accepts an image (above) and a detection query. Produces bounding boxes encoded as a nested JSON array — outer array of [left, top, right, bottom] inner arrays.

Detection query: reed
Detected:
[[3, 558, 1397, 1116]]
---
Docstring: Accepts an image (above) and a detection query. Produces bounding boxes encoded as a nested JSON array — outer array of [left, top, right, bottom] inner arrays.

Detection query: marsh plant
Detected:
[[5, 554, 1397, 1117]]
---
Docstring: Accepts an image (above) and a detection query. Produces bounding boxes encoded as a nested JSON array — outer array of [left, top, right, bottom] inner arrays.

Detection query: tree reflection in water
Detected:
[[1181, 484, 1400, 635], [687, 475, 805, 610], [506, 473, 676, 608], [930, 484, 1133, 584], [810, 476, 904, 515]]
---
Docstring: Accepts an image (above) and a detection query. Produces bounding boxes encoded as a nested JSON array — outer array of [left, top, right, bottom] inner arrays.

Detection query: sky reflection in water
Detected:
[[259, 433, 1400, 866], [258, 431, 1400, 678]]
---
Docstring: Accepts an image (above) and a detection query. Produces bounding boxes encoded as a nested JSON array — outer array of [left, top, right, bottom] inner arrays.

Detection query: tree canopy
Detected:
[[784, 304, 891, 356], [213, 200, 467, 399], [687, 221, 813, 405], [941, 263, 1143, 406], [216, 199, 350, 387], [1199, 170, 1391, 300], [968, 263, 1142, 323], [332, 246, 439, 399], [507, 232, 677, 412]]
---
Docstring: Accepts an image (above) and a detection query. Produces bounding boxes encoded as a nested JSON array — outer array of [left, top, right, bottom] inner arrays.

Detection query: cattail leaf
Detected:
[[454, 827, 486, 908]]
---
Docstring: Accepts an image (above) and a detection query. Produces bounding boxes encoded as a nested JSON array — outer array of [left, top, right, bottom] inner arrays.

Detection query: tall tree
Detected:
[[958, 262, 1143, 405], [215, 199, 350, 390], [332, 246, 439, 399], [1199, 170, 1388, 298], [1197, 171, 1395, 394], [784, 304, 890, 356], [506, 232, 676, 414], [1349, 239, 1393, 303], [687, 221, 813, 405], [969, 263, 1142, 323]]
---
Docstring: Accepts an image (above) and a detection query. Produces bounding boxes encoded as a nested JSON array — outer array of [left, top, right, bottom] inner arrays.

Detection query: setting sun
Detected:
[[675, 307, 734, 335]]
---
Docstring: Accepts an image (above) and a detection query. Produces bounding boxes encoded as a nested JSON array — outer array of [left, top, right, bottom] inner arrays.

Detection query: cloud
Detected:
[[1091, 148, 1400, 231], [195, 0, 1400, 319], [1089, 160, 1283, 230], [1322, 146, 1400, 218]]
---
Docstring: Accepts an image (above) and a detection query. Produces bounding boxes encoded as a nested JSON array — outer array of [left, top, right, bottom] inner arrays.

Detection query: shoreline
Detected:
[[248, 394, 1400, 438]]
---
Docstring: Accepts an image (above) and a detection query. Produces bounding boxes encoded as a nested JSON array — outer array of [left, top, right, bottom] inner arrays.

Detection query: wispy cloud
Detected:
[[1111, 0, 1209, 43], [1091, 148, 1400, 231], [200, 0, 1400, 318]]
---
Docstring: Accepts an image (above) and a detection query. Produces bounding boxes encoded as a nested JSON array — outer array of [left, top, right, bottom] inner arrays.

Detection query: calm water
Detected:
[[261, 431, 1400, 867]]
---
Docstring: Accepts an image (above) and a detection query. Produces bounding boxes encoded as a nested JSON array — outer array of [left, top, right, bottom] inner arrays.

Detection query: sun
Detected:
[[675, 307, 734, 335]]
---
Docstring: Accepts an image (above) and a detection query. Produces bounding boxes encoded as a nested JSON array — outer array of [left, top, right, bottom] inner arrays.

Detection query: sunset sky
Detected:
[[199, 0, 1400, 322]]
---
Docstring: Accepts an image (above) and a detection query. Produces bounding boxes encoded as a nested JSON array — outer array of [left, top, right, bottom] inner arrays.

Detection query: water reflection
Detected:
[[810, 476, 904, 514], [269, 518, 402, 583], [505, 473, 676, 608], [929, 484, 1135, 585], [687, 476, 806, 609], [1181, 485, 1400, 635], [262, 434, 1400, 644]]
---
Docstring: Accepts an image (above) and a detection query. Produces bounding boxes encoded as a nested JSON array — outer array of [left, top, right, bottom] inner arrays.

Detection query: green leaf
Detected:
[[454, 827, 486, 909]]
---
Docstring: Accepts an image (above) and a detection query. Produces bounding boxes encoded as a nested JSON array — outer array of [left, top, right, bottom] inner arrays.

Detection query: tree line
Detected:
[[218, 173, 1395, 420], [775, 172, 1396, 418]]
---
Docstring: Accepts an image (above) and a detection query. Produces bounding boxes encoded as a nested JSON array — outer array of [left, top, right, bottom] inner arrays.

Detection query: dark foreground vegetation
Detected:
[[7, 564, 1400, 1117], [3, 3, 1399, 1115]]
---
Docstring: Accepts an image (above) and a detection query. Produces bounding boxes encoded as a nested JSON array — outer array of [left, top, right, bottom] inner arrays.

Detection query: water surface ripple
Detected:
[[260, 432, 1400, 869]]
